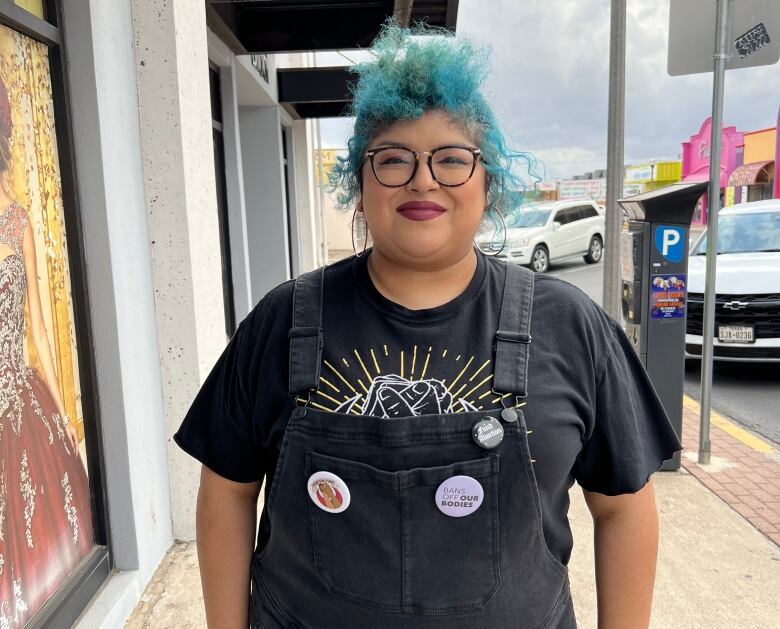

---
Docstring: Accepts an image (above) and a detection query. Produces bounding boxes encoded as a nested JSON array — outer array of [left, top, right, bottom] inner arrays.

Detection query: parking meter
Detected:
[[618, 181, 708, 471]]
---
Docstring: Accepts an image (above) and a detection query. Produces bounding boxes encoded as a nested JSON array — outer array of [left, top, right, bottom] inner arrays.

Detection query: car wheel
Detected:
[[584, 235, 603, 264], [530, 245, 549, 273]]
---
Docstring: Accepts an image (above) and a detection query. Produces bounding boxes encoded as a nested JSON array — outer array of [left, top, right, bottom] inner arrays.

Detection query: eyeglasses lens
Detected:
[[372, 147, 476, 186]]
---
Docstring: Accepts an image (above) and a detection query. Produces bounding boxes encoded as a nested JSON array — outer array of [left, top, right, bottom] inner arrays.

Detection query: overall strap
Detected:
[[493, 262, 535, 398], [288, 267, 325, 398]]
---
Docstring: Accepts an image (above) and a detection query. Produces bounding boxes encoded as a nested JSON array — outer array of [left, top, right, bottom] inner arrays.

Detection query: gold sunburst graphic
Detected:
[[296, 344, 513, 416]]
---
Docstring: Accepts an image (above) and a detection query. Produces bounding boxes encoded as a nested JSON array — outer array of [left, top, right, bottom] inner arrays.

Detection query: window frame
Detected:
[[0, 2, 113, 626]]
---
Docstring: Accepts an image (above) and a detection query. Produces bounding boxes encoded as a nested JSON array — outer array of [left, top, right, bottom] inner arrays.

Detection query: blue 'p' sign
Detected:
[[654, 225, 685, 263]]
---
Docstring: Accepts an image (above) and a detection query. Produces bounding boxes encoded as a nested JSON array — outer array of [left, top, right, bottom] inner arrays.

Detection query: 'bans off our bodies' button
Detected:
[[435, 475, 484, 517]]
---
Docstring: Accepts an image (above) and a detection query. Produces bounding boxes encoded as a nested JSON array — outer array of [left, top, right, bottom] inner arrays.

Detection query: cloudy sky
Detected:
[[317, 0, 779, 179]]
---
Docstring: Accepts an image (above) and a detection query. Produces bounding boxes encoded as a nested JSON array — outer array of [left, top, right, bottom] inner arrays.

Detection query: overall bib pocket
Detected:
[[305, 450, 501, 614]]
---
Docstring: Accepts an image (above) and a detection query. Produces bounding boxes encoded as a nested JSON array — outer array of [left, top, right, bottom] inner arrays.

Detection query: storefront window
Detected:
[[0, 22, 97, 626]]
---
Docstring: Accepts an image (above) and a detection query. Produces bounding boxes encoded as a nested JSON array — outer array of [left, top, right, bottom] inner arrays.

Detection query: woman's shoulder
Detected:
[[531, 272, 618, 342], [533, 273, 599, 310], [0, 201, 30, 250], [0, 200, 29, 229]]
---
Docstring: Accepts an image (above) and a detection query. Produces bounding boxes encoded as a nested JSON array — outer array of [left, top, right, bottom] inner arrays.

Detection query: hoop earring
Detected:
[[351, 206, 369, 258], [474, 206, 507, 257]]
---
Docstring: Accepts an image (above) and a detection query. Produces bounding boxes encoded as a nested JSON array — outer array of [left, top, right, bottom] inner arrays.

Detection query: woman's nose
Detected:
[[407, 157, 439, 192]]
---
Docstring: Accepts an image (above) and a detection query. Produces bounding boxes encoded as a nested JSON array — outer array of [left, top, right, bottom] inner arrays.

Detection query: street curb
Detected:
[[682, 394, 777, 454]]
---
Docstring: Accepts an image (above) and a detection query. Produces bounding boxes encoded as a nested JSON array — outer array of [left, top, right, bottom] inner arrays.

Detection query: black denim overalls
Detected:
[[250, 261, 577, 628]]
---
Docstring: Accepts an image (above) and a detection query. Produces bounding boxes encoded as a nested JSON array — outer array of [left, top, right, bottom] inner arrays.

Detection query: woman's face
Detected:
[[360, 110, 487, 267]]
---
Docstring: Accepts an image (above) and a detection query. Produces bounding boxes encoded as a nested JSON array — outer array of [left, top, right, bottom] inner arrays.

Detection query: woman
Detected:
[[0, 76, 94, 626], [175, 24, 680, 629]]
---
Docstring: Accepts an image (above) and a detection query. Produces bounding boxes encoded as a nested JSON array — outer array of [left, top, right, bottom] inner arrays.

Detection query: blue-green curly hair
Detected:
[[328, 21, 541, 218]]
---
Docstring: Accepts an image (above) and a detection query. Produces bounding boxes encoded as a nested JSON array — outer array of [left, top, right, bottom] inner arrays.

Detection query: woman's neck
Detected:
[[366, 248, 478, 310]]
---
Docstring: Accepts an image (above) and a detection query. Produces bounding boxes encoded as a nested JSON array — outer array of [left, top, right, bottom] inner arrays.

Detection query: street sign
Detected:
[[668, 0, 780, 76], [654, 225, 686, 262]]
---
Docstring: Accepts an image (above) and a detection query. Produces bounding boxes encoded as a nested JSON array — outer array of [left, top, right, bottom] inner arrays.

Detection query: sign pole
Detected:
[[699, 0, 731, 465], [602, 0, 626, 319]]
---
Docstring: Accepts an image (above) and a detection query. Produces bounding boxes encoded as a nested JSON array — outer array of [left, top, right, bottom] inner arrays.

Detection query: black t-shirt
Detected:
[[174, 250, 681, 565]]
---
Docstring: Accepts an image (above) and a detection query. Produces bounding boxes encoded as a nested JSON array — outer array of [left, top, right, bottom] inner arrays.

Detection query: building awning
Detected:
[[728, 161, 774, 187], [207, 1, 459, 54], [278, 67, 354, 118]]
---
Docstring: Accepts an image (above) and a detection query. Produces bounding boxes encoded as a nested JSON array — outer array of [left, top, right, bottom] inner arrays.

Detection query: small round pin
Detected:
[[435, 475, 484, 517], [472, 417, 504, 449], [307, 471, 351, 513], [501, 407, 519, 423]]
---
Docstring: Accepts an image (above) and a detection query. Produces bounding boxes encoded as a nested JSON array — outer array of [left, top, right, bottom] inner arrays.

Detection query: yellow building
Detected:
[[314, 148, 342, 186], [624, 160, 682, 194]]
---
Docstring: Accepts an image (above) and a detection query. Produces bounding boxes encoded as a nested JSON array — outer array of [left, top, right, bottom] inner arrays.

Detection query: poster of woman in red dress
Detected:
[[0, 22, 95, 627]]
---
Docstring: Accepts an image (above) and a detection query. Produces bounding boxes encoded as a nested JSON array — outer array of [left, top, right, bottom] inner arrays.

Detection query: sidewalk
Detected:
[[126, 403, 780, 629]]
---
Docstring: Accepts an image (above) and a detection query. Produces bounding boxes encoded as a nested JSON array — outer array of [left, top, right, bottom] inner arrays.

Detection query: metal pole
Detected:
[[602, 0, 626, 319], [699, 0, 730, 465], [393, 0, 413, 27]]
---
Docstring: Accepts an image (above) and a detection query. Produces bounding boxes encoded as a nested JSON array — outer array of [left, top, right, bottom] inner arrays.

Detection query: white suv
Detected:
[[481, 199, 605, 273], [685, 200, 780, 362]]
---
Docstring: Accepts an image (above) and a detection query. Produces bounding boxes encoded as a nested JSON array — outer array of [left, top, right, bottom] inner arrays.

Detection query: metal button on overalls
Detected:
[[250, 263, 577, 629]]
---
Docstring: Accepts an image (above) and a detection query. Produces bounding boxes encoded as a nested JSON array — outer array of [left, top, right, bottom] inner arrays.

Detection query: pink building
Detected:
[[681, 117, 744, 226]]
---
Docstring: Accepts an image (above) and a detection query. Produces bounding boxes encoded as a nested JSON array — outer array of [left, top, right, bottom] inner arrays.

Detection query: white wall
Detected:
[[131, 0, 228, 543]]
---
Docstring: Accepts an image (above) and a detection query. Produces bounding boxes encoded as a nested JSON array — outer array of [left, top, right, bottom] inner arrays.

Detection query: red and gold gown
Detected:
[[0, 201, 93, 627]]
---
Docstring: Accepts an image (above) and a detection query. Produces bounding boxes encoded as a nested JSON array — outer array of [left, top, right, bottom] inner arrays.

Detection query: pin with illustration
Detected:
[[307, 471, 350, 513]]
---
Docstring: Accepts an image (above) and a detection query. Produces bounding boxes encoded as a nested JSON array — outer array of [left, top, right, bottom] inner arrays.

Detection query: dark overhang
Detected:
[[206, 0, 459, 54], [278, 66, 355, 118]]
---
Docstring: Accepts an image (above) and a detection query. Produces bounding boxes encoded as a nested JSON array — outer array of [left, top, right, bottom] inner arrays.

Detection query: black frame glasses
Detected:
[[364, 145, 483, 188]]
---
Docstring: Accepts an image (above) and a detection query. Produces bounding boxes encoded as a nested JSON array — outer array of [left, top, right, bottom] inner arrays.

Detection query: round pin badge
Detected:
[[435, 475, 484, 517], [472, 417, 504, 449], [501, 407, 519, 423], [307, 471, 350, 514]]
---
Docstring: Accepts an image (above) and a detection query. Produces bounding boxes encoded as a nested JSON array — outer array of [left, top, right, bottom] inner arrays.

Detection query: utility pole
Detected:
[[603, 0, 626, 319]]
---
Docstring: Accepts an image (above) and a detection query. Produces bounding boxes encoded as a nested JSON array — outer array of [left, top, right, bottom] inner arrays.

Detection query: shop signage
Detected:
[[559, 179, 606, 201], [623, 183, 644, 197], [251, 53, 269, 83], [626, 165, 653, 181], [668, 0, 780, 75], [534, 180, 558, 192]]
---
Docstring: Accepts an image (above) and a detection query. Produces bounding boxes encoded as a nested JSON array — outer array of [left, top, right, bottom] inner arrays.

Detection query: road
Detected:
[[547, 258, 780, 445]]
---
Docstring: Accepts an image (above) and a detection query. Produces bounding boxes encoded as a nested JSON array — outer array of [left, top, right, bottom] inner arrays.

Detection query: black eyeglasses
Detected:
[[364, 145, 483, 188]]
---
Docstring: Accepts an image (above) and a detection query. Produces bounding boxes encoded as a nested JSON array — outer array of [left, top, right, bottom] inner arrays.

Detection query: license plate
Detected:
[[718, 325, 755, 344]]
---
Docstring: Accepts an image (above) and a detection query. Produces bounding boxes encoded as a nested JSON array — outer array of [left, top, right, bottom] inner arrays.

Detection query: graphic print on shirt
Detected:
[[302, 344, 512, 418]]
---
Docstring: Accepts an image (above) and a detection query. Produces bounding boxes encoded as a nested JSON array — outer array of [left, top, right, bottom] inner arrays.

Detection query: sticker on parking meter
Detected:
[[654, 225, 686, 263], [650, 274, 686, 319]]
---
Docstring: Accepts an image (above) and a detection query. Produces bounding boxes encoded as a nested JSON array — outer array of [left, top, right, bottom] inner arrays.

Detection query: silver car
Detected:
[[480, 199, 605, 273]]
